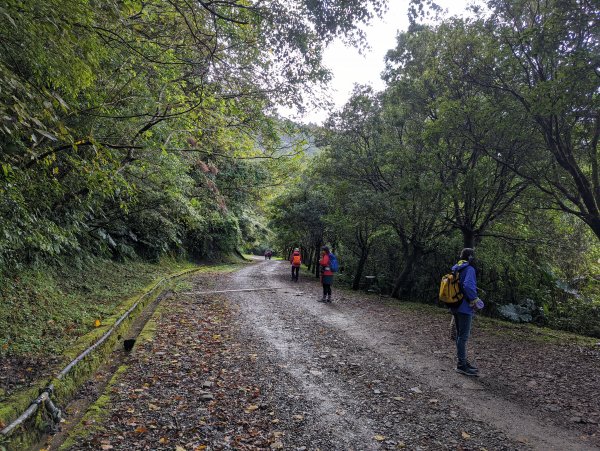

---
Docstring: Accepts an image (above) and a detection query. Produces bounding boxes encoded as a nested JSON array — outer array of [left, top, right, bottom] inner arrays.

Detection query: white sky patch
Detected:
[[279, 0, 473, 124]]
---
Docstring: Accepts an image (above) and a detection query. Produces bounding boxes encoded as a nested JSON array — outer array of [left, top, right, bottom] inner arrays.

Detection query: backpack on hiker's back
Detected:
[[439, 267, 465, 307], [328, 253, 339, 272]]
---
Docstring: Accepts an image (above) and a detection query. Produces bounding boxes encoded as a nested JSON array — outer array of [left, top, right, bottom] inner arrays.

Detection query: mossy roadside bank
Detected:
[[54, 264, 238, 451], [0, 259, 246, 451], [54, 286, 174, 451], [0, 258, 198, 393]]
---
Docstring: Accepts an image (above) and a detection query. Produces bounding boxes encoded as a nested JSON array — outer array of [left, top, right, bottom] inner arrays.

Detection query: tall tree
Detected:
[[323, 86, 449, 297], [384, 23, 531, 248], [457, 0, 600, 239]]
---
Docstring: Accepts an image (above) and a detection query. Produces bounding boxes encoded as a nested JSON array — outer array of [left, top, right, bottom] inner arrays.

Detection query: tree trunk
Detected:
[[352, 249, 368, 290], [314, 242, 321, 278], [584, 215, 600, 242], [462, 228, 476, 249], [391, 246, 421, 299]]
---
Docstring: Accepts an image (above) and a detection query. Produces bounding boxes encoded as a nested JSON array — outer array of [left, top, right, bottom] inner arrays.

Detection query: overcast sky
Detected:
[[281, 0, 471, 124]]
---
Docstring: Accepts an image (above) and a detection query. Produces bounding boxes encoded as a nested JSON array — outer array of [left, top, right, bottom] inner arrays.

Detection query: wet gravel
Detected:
[[64, 259, 599, 450], [225, 263, 522, 450]]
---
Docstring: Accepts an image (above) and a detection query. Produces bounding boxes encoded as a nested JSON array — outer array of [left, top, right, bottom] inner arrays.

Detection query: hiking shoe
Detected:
[[456, 365, 479, 377], [326, 296, 332, 303], [466, 361, 479, 373]]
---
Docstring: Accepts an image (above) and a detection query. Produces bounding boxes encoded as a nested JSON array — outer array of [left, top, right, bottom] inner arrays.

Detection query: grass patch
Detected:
[[0, 257, 195, 357], [0, 261, 245, 450], [0, 260, 196, 450], [474, 314, 598, 347]]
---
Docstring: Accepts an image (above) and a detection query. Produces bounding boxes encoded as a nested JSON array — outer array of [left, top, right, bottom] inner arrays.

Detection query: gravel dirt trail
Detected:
[[225, 259, 598, 451], [64, 258, 599, 451]]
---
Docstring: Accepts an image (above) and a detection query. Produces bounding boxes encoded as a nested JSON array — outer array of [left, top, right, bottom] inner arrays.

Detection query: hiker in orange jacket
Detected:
[[319, 246, 334, 302], [290, 248, 302, 282]]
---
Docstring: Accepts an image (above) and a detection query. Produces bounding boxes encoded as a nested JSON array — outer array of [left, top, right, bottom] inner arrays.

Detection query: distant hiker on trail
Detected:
[[450, 248, 484, 377], [264, 249, 272, 260], [319, 246, 334, 302], [290, 248, 302, 282]]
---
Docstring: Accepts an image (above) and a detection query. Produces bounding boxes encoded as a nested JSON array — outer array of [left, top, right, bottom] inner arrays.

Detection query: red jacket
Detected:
[[319, 253, 333, 276]]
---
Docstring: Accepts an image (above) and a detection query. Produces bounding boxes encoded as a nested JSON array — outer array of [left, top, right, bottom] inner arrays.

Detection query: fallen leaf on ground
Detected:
[[462, 431, 471, 439], [245, 404, 259, 412], [134, 426, 148, 434], [374, 435, 386, 441]]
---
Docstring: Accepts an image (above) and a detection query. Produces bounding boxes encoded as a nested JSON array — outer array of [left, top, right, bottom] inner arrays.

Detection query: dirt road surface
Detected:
[[65, 258, 600, 450]]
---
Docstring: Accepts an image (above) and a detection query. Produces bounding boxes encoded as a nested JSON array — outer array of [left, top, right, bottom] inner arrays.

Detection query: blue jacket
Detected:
[[451, 260, 477, 315]]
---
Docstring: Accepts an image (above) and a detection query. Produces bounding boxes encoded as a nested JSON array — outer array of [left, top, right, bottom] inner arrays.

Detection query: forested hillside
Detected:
[[0, 0, 389, 363], [0, 0, 386, 274]]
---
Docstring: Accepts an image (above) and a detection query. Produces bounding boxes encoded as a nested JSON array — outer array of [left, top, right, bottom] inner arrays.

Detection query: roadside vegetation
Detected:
[[0, 0, 385, 441], [269, 0, 600, 337], [0, 258, 194, 357], [0, 0, 386, 364]]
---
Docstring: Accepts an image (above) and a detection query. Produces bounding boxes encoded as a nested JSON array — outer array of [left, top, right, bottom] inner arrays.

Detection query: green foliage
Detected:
[[269, 0, 599, 337], [0, 258, 193, 356], [0, 0, 390, 282]]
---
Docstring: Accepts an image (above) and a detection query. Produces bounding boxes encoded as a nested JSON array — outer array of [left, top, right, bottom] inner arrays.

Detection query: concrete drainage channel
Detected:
[[36, 289, 175, 451], [41, 287, 286, 450], [0, 268, 200, 451]]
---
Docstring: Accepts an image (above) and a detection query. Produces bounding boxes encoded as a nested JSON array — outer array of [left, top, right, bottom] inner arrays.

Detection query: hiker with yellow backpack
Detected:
[[290, 248, 302, 282], [440, 248, 484, 377]]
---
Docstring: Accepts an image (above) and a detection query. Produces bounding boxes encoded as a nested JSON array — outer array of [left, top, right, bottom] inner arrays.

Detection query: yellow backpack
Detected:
[[439, 271, 463, 306]]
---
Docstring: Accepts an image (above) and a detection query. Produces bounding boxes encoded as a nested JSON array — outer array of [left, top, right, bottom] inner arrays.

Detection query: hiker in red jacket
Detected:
[[319, 246, 334, 302], [290, 248, 302, 282]]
